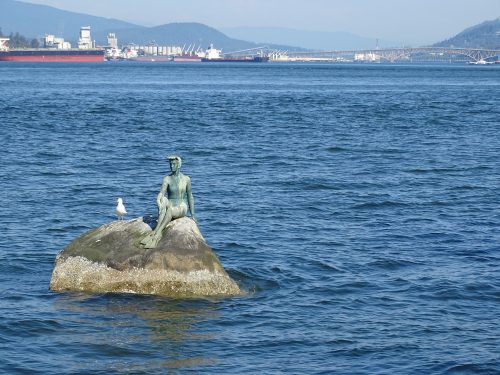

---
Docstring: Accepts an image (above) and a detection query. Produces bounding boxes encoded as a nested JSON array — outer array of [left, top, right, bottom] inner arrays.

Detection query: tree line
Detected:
[[0, 27, 40, 48]]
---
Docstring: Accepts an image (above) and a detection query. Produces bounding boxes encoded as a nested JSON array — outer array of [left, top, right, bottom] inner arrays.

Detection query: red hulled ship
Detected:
[[0, 48, 105, 62], [0, 27, 105, 62]]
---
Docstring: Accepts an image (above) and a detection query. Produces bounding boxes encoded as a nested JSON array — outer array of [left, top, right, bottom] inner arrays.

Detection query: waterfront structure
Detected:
[[77, 26, 93, 49], [104, 33, 122, 60], [44, 34, 71, 49], [0, 26, 104, 62], [354, 52, 381, 62], [285, 47, 500, 63], [200, 44, 269, 62], [107, 33, 118, 49]]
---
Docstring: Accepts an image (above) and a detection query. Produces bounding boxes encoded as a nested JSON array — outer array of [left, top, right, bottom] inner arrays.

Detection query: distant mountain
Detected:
[[0, 0, 294, 51], [434, 18, 500, 49], [0, 0, 137, 41], [221, 26, 400, 50]]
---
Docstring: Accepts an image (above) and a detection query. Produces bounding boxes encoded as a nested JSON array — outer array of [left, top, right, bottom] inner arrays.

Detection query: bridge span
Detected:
[[276, 47, 500, 63]]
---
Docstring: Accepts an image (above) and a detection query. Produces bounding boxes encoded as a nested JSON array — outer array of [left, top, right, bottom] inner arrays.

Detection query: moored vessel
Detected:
[[0, 48, 105, 62], [0, 27, 105, 62], [202, 55, 269, 63], [173, 55, 202, 62], [128, 55, 171, 62], [199, 44, 269, 63]]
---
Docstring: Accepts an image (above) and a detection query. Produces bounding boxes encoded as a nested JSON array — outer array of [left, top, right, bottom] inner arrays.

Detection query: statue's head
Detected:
[[167, 155, 182, 172]]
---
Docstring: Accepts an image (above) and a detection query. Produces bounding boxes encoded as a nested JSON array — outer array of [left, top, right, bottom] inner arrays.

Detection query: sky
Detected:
[[21, 0, 500, 45]]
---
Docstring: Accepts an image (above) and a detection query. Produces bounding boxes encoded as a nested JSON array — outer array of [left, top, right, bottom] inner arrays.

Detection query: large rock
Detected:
[[49, 217, 241, 297]]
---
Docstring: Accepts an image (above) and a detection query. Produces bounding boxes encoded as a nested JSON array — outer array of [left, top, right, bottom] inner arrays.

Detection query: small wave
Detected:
[[306, 258, 344, 272], [304, 182, 336, 191], [353, 201, 408, 209], [325, 338, 355, 345], [402, 217, 436, 224], [2, 318, 64, 337], [39, 171, 75, 177], [190, 151, 216, 158], [415, 232, 451, 239], [33, 151, 63, 158], [444, 362, 497, 374], [223, 241, 256, 251], [326, 146, 348, 153], [333, 280, 373, 295], [1, 105, 22, 111], [464, 282, 496, 294], [424, 285, 469, 301], [227, 268, 280, 295], [0, 262, 32, 274], [328, 342, 420, 356], [404, 167, 459, 174], [368, 258, 418, 270], [378, 148, 403, 154], [88, 106, 125, 115], [427, 200, 454, 206], [405, 165, 492, 175], [449, 184, 489, 192]]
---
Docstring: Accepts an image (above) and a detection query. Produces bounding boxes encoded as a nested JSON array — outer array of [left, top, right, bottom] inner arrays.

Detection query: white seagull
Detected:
[[116, 197, 127, 220]]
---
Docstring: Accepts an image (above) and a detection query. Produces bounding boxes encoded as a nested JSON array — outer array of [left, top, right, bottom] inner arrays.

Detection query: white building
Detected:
[[126, 44, 183, 56], [44, 34, 71, 49], [354, 52, 380, 62], [0, 38, 9, 51], [268, 51, 290, 61]]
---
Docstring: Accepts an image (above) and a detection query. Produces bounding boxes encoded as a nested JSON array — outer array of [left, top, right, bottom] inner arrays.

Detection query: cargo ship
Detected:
[[128, 55, 171, 62], [200, 44, 269, 63], [173, 55, 202, 62], [0, 27, 105, 62], [172, 51, 203, 62], [171, 45, 204, 62], [0, 48, 105, 62], [202, 56, 269, 63]]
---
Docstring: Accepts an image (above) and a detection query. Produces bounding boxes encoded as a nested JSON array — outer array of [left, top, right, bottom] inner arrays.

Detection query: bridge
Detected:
[[271, 47, 500, 63]]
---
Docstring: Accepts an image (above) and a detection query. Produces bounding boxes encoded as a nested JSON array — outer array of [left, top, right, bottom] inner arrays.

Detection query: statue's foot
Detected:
[[143, 242, 156, 249], [141, 232, 160, 248], [139, 236, 149, 246]]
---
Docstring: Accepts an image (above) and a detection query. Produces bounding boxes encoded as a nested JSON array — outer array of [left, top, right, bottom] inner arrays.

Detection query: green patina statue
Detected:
[[141, 155, 196, 249]]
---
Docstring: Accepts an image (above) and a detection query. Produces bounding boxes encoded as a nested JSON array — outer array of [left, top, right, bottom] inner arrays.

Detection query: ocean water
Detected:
[[0, 62, 499, 374]]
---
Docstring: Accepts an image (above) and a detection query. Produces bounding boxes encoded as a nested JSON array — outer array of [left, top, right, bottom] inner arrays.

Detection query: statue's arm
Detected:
[[157, 177, 169, 207], [186, 177, 196, 221]]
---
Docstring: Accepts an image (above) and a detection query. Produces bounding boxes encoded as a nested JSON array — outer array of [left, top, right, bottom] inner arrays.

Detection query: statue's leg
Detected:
[[157, 198, 168, 226], [140, 204, 186, 249], [154, 208, 172, 236], [141, 199, 168, 246], [172, 203, 188, 219], [141, 208, 173, 248]]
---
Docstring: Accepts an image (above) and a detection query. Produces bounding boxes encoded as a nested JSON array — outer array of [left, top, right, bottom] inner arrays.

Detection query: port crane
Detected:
[[221, 46, 268, 57]]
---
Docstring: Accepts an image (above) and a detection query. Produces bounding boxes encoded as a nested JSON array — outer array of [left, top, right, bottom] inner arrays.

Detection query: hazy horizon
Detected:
[[18, 0, 500, 45]]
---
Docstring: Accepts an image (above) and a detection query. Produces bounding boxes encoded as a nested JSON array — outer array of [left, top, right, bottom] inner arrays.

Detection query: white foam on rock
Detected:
[[50, 256, 242, 297]]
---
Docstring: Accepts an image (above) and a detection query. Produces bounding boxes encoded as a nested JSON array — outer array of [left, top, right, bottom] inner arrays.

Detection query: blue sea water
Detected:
[[0, 62, 499, 374]]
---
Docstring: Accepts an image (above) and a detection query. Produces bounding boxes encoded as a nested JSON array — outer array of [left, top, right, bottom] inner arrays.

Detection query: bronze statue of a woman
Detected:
[[141, 155, 196, 249]]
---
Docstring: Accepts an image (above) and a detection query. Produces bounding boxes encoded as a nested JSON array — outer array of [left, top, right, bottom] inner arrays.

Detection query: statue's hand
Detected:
[[160, 197, 169, 208]]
